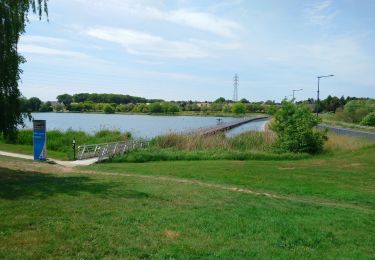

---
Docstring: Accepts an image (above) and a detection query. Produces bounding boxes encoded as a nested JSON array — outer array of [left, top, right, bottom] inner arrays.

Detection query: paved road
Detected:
[[318, 124, 375, 140], [0, 151, 97, 167]]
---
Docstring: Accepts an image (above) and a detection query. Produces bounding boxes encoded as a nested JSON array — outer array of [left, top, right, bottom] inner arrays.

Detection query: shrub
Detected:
[[270, 101, 327, 154], [232, 102, 246, 114], [104, 104, 115, 114], [337, 99, 375, 123], [361, 112, 375, 126]]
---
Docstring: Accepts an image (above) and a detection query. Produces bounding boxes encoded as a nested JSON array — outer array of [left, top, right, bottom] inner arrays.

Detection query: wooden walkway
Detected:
[[197, 116, 269, 136]]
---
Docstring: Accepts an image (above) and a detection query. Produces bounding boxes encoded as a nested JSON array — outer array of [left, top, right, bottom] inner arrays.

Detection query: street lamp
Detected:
[[284, 95, 292, 101], [316, 75, 334, 118], [292, 89, 303, 101]]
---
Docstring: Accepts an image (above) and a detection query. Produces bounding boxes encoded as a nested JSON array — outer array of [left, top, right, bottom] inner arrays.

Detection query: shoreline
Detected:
[[30, 111, 267, 118]]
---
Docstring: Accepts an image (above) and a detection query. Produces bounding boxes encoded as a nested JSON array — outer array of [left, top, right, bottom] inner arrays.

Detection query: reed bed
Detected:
[[152, 130, 276, 152]]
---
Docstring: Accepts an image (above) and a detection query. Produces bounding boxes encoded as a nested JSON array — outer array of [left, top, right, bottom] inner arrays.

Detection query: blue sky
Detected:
[[19, 0, 375, 102]]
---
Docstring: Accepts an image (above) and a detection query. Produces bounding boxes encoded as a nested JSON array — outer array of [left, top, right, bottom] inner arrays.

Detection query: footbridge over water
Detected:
[[77, 140, 149, 162], [195, 116, 269, 136], [77, 116, 269, 162]]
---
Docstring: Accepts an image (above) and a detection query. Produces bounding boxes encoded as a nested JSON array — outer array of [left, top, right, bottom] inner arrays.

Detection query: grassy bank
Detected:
[[0, 146, 374, 258], [0, 129, 131, 160], [109, 131, 373, 163], [1, 126, 373, 163]]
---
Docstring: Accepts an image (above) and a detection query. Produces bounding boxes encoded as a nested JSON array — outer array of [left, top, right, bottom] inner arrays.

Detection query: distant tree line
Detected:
[[20, 97, 54, 113], [56, 93, 163, 107], [296, 95, 375, 126], [21, 93, 375, 126]]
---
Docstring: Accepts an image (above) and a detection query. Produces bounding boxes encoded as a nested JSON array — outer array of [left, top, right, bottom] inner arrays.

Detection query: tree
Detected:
[[149, 103, 163, 113], [28, 97, 42, 111], [270, 101, 326, 154], [39, 101, 53, 112], [214, 97, 226, 103], [361, 112, 375, 126], [104, 104, 115, 114], [53, 103, 64, 112], [231, 102, 246, 114], [0, 0, 48, 139], [57, 93, 73, 107]]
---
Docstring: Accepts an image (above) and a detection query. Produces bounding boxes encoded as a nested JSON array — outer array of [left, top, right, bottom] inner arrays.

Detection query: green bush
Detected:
[[360, 112, 375, 126], [336, 99, 375, 123], [104, 104, 115, 114], [270, 101, 327, 154], [231, 102, 246, 114]]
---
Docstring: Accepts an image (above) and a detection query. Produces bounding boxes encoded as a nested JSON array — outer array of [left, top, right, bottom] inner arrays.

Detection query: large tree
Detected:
[[0, 0, 48, 139]]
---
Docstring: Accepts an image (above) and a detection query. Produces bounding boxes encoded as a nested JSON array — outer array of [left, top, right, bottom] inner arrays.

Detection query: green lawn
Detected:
[[0, 147, 374, 258], [0, 143, 68, 160]]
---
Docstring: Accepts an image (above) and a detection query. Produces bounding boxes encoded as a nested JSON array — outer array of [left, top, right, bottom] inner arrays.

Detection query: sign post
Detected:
[[33, 120, 47, 161]]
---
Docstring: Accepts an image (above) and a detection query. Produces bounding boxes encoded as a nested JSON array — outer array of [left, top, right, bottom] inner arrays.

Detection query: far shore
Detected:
[[30, 111, 267, 118]]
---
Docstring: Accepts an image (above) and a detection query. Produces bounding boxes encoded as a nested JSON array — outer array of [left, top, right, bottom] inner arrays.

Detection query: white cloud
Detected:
[[142, 8, 243, 38], [20, 35, 67, 45], [19, 44, 89, 59], [85, 27, 239, 58], [71, 0, 243, 38], [304, 0, 338, 26]]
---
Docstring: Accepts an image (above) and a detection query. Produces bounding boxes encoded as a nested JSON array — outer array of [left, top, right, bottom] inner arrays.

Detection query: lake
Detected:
[[24, 113, 266, 139]]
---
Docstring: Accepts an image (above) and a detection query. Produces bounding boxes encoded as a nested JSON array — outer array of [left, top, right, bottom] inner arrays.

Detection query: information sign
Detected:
[[33, 120, 47, 161]]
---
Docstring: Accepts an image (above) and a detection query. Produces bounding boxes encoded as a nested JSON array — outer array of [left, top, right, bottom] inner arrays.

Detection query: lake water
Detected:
[[226, 119, 268, 138], [24, 113, 266, 139]]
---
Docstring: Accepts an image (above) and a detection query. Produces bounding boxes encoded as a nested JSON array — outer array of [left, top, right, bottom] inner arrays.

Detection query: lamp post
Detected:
[[316, 75, 334, 118], [72, 138, 76, 160], [292, 89, 303, 102]]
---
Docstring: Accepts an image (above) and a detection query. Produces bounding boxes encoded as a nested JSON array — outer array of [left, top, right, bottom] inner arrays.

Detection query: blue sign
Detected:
[[33, 120, 47, 161]]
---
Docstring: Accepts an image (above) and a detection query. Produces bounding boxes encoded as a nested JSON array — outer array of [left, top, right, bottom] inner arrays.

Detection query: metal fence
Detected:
[[77, 140, 149, 162]]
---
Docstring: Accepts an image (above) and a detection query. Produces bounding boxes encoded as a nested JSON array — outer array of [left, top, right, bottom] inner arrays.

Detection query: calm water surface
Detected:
[[226, 119, 268, 138], [24, 113, 266, 139]]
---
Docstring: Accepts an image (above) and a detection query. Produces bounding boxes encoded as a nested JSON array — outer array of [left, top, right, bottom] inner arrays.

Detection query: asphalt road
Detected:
[[318, 124, 375, 140]]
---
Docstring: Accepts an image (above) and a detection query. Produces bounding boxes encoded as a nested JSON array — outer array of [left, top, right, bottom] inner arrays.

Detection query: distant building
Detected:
[[196, 102, 211, 108]]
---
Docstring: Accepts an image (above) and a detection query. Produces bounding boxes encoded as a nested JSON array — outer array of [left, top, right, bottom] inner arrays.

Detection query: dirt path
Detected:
[[0, 154, 373, 213]]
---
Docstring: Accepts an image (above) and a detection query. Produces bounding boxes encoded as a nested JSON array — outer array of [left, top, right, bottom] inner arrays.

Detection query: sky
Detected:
[[19, 0, 375, 102]]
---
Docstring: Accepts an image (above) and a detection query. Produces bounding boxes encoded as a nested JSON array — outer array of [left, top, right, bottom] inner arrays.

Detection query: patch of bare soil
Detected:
[[164, 230, 180, 240]]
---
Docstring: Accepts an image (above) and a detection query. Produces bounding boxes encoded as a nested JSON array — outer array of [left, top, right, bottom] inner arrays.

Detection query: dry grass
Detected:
[[324, 132, 375, 152], [152, 131, 276, 152]]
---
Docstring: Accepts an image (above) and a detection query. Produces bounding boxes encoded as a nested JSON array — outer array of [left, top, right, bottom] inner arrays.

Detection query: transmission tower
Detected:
[[233, 74, 239, 101]]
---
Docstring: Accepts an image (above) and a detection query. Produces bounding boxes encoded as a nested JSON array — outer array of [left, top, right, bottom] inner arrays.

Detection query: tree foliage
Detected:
[[0, 0, 48, 139], [271, 101, 326, 154], [231, 102, 246, 114], [361, 112, 375, 126]]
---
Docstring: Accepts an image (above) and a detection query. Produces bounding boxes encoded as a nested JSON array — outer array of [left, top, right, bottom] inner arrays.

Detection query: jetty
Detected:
[[198, 116, 269, 136]]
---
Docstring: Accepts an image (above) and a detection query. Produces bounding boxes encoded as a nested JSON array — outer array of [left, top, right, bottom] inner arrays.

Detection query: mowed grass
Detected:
[[90, 145, 375, 207], [0, 143, 67, 160], [0, 146, 375, 258]]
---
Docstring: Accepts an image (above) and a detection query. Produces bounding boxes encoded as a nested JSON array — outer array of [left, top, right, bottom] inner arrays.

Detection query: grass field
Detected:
[[0, 145, 374, 258]]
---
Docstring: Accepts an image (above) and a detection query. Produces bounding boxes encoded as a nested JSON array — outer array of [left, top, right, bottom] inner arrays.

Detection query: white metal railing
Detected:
[[77, 140, 149, 162]]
